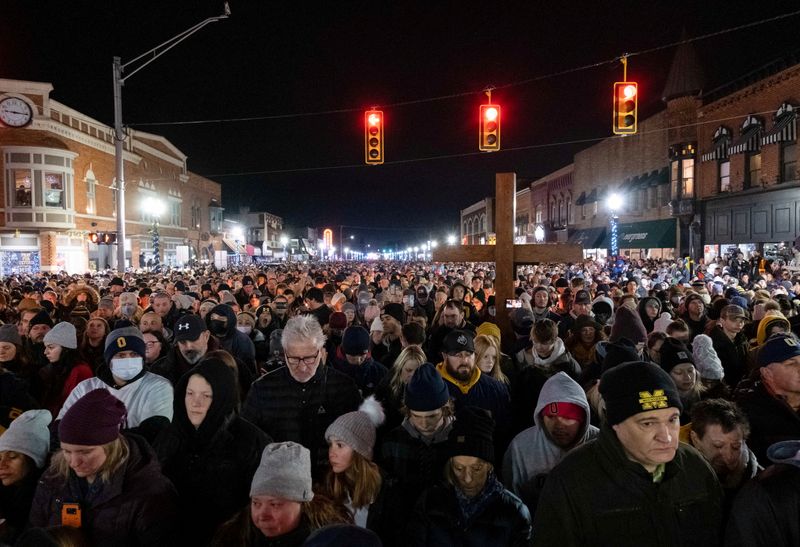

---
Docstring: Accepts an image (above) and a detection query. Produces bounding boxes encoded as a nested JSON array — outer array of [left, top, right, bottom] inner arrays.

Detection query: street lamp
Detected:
[[607, 192, 624, 257], [141, 197, 166, 272], [447, 234, 456, 245], [113, 5, 229, 271]]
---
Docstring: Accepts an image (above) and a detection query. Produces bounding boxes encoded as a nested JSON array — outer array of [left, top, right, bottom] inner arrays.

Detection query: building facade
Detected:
[[0, 78, 224, 274]]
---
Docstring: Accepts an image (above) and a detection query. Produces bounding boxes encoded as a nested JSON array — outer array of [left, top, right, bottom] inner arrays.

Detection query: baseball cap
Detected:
[[757, 333, 800, 368], [173, 314, 207, 342], [442, 329, 475, 354]]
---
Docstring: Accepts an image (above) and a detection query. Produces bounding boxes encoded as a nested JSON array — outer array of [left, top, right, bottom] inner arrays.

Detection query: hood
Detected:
[[637, 297, 660, 332], [756, 312, 790, 346], [207, 304, 238, 338], [533, 371, 591, 429], [767, 440, 800, 468]]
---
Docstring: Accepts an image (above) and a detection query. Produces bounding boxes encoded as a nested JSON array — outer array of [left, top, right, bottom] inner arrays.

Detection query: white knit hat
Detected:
[[250, 442, 314, 502], [369, 318, 384, 333], [0, 409, 52, 468], [43, 322, 77, 349], [692, 334, 724, 380]]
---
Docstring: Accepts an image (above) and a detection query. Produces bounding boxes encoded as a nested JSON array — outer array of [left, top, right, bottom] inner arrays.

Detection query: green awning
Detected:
[[602, 218, 676, 249], [568, 227, 607, 249]]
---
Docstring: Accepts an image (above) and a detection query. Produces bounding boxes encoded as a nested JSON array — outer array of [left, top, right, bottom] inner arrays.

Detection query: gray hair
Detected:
[[282, 315, 326, 350]]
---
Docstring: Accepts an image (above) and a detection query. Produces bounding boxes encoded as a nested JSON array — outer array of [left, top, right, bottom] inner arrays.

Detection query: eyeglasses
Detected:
[[285, 351, 320, 367]]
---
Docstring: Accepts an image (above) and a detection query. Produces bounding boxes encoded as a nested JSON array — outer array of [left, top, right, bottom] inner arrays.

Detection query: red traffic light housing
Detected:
[[88, 232, 99, 244], [364, 110, 384, 165], [479, 104, 501, 151], [613, 82, 638, 135]]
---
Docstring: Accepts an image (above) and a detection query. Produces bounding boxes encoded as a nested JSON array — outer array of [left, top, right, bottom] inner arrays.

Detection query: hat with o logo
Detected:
[[104, 326, 146, 363]]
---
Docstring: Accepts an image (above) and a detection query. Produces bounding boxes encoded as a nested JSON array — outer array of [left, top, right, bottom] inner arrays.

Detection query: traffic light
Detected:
[[87, 232, 117, 244], [364, 110, 384, 165], [613, 82, 638, 135], [479, 104, 501, 151], [103, 232, 117, 244], [88, 232, 99, 244]]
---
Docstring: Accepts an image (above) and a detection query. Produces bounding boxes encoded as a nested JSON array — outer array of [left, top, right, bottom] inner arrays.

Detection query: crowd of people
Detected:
[[0, 252, 797, 546]]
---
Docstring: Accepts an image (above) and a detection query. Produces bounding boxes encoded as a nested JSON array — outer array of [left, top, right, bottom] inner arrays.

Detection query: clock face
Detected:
[[0, 97, 33, 128]]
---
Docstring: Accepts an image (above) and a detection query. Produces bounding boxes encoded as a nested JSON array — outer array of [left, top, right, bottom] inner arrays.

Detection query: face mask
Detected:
[[120, 304, 136, 316], [111, 356, 143, 381], [209, 320, 227, 336], [237, 325, 252, 335]]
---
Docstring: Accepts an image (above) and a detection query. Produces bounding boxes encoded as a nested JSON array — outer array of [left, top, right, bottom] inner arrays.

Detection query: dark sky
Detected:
[[3, 1, 799, 249]]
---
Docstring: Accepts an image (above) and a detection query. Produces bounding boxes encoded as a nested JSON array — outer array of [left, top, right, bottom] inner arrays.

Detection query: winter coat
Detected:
[[532, 426, 723, 547], [241, 365, 361, 479], [0, 370, 37, 434], [38, 356, 93, 417], [330, 349, 388, 398], [510, 342, 581, 434], [0, 468, 42, 544], [208, 304, 257, 376], [502, 372, 599, 514], [734, 377, 800, 463], [709, 325, 749, 388], [29, 433, 178, 546], [407, 480, 531, 547]]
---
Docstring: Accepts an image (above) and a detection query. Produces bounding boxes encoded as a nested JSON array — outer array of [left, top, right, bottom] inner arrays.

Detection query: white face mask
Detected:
[[111, 356, 143, 381], [236, 325, 252, 335]]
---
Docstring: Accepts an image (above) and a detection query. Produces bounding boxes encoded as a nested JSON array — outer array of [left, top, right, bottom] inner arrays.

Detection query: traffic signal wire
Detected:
[[130, 8, 800, 128]]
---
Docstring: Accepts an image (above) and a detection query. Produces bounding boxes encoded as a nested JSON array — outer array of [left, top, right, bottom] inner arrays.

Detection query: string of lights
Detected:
[[129, 9, 800, 128]]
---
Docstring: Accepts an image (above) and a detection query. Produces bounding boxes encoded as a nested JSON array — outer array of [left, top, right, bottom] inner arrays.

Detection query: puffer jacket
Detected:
[[29, 433, 178, 546], [407, 480, 531, 547]]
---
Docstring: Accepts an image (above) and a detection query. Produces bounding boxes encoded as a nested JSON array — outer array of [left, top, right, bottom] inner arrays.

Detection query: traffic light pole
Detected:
[[111, 5, 229, 272]]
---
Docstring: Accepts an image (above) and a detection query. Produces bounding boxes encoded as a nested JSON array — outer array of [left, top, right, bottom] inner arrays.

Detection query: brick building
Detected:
[[0, 78, 225, 274], [458, 44, 799, 262]]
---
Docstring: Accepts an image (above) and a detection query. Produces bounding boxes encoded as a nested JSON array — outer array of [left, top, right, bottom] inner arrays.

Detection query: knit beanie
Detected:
[[382, 303, 404, 324], [59, 389, 127, 446], [609, 306, 647, 345], [0, 409, 52, 468], [325, 397, 385, 461], [653, 312, 673, 333], [599, 361, 683, 426], [448, 406, 495, 462], [0, 324, 22, 346], [104, 326, 146, 363], [364, 305, 381, 326], [42, 322, 77, 349], [658, 337, 694, 374], [475, 322, 501, 343], [28, 310, 54, 328], [369, 318, 383, 333], [602, 337, 641, 373], [341, 326, 370, 355], [692, 335, 724, 380], [329, 312, 348, 330], [303, 525, 382, 547], [404, 363, 450, 411], [756, 313, 791, 346], [250, 442, 314, 501]]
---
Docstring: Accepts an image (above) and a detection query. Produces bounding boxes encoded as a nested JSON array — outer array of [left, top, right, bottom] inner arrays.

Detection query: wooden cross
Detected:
[[432, 172, 583, 353]]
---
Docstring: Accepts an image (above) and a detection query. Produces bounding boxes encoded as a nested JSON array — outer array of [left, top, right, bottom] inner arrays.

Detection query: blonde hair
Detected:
[[474, 334, 507, 384], [324, 450, 382, 509], [53, 436, 129, 484], [389, 345, 427, 398]]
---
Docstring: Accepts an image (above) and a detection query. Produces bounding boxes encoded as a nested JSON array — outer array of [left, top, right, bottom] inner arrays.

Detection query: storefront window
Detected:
[[719, 160, 731, 192], [782, 142, 796, 182], [44, 173, 64, 207], [14, 171, 32, 207], [682, 159, 694, 198]]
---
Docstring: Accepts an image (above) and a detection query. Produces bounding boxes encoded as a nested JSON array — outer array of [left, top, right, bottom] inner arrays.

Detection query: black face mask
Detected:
[[209, 320, 227, 336]]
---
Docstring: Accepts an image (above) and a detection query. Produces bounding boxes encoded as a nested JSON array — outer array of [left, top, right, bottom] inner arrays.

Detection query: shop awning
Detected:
[[701, 140, 730, 162], [602, 218, 677, 249], [762, 114, 796, 145], [575, 191, 587, 206], [584, 189, 598, 204], [729, 120, 762, 155], [568, 227, 607, 249], [222, 239, 246, 254]]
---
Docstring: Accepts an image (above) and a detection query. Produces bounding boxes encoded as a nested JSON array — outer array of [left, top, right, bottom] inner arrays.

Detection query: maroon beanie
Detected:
[[609, 306, 648, 345], [59, 389, 126, 446], [329, 312, 348, 330]]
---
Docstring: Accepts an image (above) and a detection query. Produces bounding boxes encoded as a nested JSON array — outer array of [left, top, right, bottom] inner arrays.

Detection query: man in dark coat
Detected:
[[533, 362, 723, 546], [735, 333, 800, 462], [725, 439, 800, 547], [329, 326, 387, 398], [206, 303, 257, 377], [709, 304, 750, 388], [242, 315, 361, 479]]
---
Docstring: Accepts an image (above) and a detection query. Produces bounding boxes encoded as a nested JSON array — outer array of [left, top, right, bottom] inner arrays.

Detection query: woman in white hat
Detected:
[[41, 322, 93, 416]]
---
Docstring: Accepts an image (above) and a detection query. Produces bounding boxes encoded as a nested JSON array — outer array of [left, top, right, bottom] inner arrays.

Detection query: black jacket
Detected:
[[241, 365, 361, 479], [532, 426, 723, 547], [407, 482, 531, 547], [208, 304, 257, 376], [735, 378, 800, 463], [708, 326, 749, 388]]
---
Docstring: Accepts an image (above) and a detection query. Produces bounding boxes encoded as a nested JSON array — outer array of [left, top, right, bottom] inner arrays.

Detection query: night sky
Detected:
[[3, 1, 799, 249]]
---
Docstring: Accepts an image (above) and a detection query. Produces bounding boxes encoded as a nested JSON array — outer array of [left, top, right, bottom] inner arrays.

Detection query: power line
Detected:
[[131, 9, 800, 128], [201, 109, 780, 178]]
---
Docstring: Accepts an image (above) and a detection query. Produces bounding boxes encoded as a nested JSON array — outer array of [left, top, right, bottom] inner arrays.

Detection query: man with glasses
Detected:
[[242, 315, 361, 479]]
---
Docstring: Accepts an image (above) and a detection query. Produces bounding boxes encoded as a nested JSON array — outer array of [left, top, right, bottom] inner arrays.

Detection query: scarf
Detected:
[[401, 416, 454, 445], [436, 362, 481, 395], [454, 471, 504, 526]]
